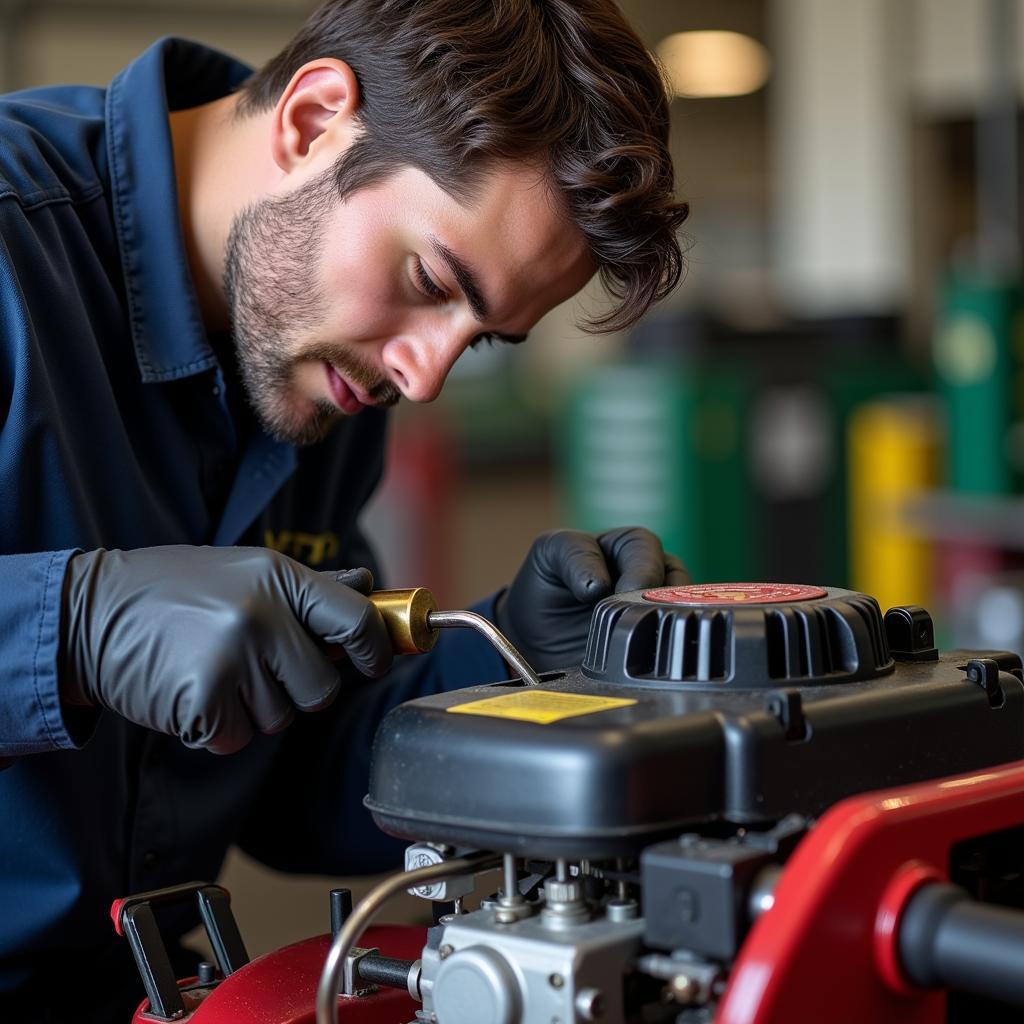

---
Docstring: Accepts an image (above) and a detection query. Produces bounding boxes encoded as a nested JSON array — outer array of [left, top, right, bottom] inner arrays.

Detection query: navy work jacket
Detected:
[[0, 38, 504, 1021]]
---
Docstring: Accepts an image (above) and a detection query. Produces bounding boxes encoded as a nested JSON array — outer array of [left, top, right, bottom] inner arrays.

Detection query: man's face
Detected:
[[224, 161, 593, 445]]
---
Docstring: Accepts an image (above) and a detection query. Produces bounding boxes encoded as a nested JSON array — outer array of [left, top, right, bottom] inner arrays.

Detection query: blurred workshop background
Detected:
[[6, 0, 1024, 952]]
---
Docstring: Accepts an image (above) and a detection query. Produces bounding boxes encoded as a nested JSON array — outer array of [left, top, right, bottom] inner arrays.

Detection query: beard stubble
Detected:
[[223, 170, 400, 446]]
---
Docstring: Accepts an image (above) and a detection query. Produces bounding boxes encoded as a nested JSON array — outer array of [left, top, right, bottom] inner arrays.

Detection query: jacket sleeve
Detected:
[[236, 591, 508, 875], [0, 205, 98, 760], [0, 549, 97, 760]]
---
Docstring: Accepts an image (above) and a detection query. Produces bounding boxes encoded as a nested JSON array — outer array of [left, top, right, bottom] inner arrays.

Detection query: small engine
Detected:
[[362, 583, 1024, 1024], [117, 583, 1024, 1024]]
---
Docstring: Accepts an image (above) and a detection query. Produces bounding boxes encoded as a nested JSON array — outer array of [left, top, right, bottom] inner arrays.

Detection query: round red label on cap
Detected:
[[642, 583, 828, 605]]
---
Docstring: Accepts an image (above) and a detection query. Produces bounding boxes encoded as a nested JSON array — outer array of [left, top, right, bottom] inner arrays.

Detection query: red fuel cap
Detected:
[[642, 583, 828, 605]]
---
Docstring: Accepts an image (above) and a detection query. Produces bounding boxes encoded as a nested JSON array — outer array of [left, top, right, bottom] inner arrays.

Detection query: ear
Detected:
[[270, 58, 360, 173]]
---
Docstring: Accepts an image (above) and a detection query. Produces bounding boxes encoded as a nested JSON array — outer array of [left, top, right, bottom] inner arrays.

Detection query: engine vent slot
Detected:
[[765, 606, 860, 681], [583, 585, 893, 689]]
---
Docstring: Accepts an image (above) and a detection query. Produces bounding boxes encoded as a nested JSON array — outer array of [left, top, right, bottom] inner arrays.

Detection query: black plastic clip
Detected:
[[110, 882, 249, 1021], [765, 688, 808, 741], [965, 658, 1006, 709], [884, 606, 939, 662]]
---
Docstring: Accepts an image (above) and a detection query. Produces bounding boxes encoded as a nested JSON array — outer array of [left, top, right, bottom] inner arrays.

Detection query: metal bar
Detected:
[[901, 882, 1024, 1006], [502, 853, 518, 900], [122, 904, 186, 1021], [427, 610, 542, 686], [197, 886, 249, 976], [356, 954, 418, 990]]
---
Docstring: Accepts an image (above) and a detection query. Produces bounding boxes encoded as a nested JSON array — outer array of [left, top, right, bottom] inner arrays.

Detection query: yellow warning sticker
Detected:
[[447, 689, 637, 725]]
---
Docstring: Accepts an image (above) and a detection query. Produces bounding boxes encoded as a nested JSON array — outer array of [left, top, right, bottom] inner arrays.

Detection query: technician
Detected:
[[0, 0, 688, 1019]]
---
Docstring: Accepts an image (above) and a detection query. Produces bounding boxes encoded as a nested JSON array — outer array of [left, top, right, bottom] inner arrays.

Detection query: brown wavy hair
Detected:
[[239, 0, 688, 332]]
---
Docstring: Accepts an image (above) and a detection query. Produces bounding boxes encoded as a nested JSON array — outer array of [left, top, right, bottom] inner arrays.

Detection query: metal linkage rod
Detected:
[[503, 853, 518, 901], [315, 852, 502, 1024], [427, 609, 543, 686]]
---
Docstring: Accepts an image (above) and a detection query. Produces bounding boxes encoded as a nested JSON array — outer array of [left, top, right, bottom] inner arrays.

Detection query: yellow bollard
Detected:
[[848, 397, 940, 612]]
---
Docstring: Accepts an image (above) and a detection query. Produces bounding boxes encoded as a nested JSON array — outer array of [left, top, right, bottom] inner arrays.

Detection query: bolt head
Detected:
[[669, 973, 698, 1003], [605, 898, 638, 922], [544, 878, 583, 904], [575, 987, 605, 1020]]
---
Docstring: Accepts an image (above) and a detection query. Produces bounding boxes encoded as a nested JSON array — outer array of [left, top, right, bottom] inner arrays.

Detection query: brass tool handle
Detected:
[[368, 589, 542, 685], [368, 589, 439, 654]]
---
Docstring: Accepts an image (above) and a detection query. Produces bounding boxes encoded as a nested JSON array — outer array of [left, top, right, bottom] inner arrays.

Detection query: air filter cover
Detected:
[[365, 586, 1024, 858], [582, 584, 893, 688]]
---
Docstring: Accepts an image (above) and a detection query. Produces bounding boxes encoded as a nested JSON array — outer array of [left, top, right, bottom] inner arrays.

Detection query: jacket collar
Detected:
[[105, 37, 251, 383]]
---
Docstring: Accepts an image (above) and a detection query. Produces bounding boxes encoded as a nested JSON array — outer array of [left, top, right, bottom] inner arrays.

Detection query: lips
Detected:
[[325, 363, 368, 415]]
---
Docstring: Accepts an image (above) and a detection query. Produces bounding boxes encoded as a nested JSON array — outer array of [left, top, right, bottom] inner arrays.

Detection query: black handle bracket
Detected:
[[110, 881, 249, 1021]]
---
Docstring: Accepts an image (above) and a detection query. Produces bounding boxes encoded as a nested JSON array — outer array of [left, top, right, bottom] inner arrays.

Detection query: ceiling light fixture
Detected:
[[657, 30, 771, 99]]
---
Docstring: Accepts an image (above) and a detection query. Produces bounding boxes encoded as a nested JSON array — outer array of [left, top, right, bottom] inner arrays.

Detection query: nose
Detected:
[[380, 332, 467, 403]]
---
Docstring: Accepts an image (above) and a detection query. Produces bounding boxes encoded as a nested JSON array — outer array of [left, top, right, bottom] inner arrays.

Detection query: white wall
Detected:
[[770, 0, 1024, 318], [912, 0, 1024, 114], [770, 0, 911, 316]]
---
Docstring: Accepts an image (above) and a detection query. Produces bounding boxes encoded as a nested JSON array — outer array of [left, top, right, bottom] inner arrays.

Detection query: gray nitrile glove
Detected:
[[496, 526, 690, 671], [59, 546, 392, 754]]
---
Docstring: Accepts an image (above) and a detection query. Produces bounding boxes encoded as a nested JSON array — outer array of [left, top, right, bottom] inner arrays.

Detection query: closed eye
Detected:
[[414, 253, 529, 348], [414, 257, 448, 303]]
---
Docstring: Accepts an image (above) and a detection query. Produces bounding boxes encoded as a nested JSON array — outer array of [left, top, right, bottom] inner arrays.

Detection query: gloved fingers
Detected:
[[664, 552, 692, 587], [263, 704, 296, 733], [284, 566, 393, 678], [322, 603, 393, 678], [276, 649, 345, 711], [331, 567, 374, 595], [204, 728, 257, 756], [597, 526, 673, 593], [542, 530, 614, 603], [177, 686, 256, 755], [242, 653, 315, 725], [318, 567, 375, 663], [257, 612, 350, 710]]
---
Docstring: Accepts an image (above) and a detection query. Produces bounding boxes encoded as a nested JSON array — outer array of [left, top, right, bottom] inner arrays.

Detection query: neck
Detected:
[[169, 94, 266, 332]]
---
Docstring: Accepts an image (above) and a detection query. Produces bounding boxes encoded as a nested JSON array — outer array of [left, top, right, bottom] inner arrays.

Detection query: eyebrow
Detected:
[[427, 235, 529, 346]]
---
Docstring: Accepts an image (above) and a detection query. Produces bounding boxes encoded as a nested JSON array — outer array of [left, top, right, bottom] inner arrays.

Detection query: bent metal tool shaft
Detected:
[[368, 588, 543, 686]]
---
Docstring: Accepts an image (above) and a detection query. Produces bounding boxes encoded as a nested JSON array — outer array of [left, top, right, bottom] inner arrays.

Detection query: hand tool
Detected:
[[367, 588, 542, 686]]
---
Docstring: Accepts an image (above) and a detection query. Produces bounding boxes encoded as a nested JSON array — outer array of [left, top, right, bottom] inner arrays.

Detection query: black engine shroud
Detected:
[[365, 586, 1024, 858]]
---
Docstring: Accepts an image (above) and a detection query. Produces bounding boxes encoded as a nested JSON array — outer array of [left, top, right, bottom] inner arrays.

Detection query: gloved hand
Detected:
[[496, 526, 690, 671], [59, 546, 392, 754]]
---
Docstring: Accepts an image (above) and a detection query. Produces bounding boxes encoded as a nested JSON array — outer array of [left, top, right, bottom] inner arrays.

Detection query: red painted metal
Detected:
[[716, 759, 1024, 1024], [872, 861, 944, 996], [110, 897, 128, 937], [130, 925, 425, 1024]]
